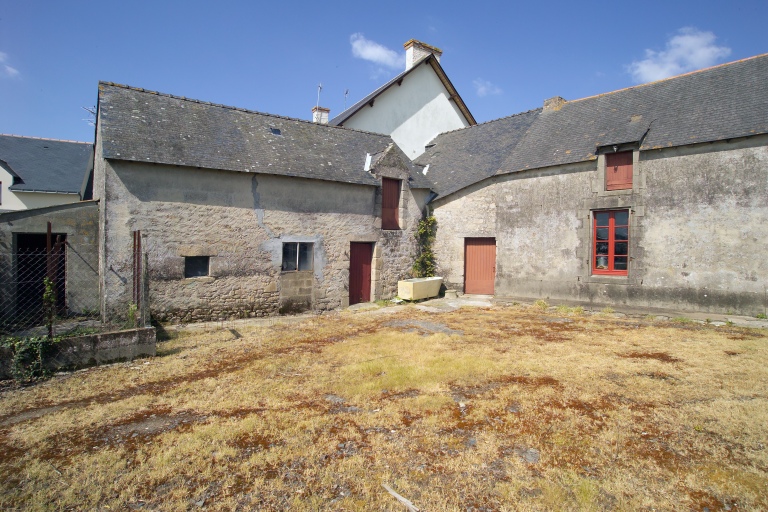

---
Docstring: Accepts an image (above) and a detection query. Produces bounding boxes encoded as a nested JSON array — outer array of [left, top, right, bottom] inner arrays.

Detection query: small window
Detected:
[[593, 210, 629, 275], [282, 242, 313, 271], [606, 151, 633, 190], [184, 256, 210, 278], [270, 127, 282, 136], [382, 178, 401, 230]]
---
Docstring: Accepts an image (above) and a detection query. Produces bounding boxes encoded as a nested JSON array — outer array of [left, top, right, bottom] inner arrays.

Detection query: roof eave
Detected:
[[10, 188, 80, 194], [426, 57, 476, 126]]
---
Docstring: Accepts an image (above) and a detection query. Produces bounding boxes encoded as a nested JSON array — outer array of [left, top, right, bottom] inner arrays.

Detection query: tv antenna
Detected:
[[316, 83, 322, 109], [344, 89, 349, 110]]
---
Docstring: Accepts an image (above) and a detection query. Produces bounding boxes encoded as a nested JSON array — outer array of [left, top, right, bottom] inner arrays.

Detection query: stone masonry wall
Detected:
[[96, 157, 425, 323]]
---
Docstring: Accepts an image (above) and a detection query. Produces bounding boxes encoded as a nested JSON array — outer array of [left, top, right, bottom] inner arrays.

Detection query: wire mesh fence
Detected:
[[0, 245, 102, 338]]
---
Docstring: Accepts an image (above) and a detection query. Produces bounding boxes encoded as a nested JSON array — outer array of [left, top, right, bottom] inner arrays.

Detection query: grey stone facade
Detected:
[[431, 136, 768, 315]]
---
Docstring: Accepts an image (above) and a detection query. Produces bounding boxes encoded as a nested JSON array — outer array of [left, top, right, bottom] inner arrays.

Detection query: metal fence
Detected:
[[0, 222, 156, 339]]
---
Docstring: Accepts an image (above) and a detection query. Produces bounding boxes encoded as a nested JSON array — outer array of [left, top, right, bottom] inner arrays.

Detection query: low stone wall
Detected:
[[0, 327, 156, 379]]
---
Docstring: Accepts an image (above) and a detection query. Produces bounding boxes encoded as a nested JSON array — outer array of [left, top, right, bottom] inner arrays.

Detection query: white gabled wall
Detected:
[[341, 63, 469, 160], [0, 163, 79, 211]]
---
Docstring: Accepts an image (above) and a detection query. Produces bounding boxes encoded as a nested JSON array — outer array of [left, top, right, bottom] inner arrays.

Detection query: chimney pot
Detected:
[[404, 39, 442, 70], [312, 106, 330, 124]]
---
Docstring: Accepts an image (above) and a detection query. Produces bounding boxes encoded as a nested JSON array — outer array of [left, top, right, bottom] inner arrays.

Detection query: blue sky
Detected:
[[1, 1, 766, 142]]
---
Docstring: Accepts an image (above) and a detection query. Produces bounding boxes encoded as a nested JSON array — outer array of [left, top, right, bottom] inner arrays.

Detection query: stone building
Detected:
[[419, 53, 768, 315], [85, 49, 767, 323], [92, 83, 431, 323]]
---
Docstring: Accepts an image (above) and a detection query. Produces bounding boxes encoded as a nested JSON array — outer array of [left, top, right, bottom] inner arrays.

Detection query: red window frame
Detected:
[[381, 178, 401, 230], [606, 151, 633, 190], [592, 209, 629, 276]]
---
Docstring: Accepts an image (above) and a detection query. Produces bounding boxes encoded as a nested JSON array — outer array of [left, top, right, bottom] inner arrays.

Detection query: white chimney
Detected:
[[312, 106, 330, 124], [404, 39, 442, 70]]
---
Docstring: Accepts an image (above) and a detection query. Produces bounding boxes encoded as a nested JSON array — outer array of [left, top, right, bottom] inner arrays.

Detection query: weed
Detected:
[[1, 335, 58, 382], [556, 304, 584, 315], [601, 306, 615, 314], [672, 316, 694, 323], [126, 302, 138, 329], [757, 313, 767, 320], [533, 299, 549, 310]]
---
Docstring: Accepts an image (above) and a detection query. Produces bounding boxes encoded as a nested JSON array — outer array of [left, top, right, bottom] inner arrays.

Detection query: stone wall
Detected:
[[431, 135, 768, 315], [94, 155, 426, 323], [0, 327, 156, 380]]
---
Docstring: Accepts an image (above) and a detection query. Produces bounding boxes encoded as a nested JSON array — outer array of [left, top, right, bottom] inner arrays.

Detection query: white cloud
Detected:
[[473, 78, 502, 97], [0, 51, 20, 78], [349, 33, 402, 69], [628, 28, 731, 83]]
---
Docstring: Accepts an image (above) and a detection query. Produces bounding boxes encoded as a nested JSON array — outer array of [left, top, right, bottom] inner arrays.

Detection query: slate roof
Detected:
[[415, 109, 540, 198], [98, 82, 414, 187], [419, 53, 768, 198], [0, 135, 92, 194], [329, 55, 476, 127]]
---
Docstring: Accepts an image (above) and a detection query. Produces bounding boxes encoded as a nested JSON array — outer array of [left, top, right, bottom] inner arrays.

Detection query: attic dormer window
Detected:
[[269, 127, 282, 136]]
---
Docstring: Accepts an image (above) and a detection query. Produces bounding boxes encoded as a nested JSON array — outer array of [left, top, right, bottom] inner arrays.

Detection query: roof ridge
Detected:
[[565, 53, 768, 105], [0, 133, 91, 145], [98, 81, 391, 138]]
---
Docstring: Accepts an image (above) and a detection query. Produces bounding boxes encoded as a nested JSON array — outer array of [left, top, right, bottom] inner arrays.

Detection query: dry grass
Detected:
[[1, 305, 767, 511]]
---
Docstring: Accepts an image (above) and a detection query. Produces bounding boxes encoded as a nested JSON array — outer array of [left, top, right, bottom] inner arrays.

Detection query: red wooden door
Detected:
[[464, 238, 496, 295], [349, 242, 373, 305]]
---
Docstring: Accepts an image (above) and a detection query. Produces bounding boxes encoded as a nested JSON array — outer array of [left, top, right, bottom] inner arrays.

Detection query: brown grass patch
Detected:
[[1, 306, 767, 510]]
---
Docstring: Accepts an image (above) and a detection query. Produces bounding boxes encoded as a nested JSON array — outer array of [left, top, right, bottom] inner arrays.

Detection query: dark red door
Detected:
[[349, 242, 373, 305], [464, 238, 496, 295]]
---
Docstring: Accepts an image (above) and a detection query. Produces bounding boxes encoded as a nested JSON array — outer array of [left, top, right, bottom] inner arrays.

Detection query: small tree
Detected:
[[413, 215, 437, 277]]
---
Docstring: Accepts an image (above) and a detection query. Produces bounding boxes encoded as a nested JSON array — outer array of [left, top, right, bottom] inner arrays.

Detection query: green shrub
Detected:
[[1, 336, 57, 383], [413, 215, 437, 278]]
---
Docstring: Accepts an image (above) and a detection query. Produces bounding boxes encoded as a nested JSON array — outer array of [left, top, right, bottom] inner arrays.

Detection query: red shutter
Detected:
[[606, 152, 633, 190], [382, 178, 400, 230]]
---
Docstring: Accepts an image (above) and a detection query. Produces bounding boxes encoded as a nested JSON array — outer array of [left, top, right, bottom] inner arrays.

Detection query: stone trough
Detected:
[[397, 277, 443, 301]]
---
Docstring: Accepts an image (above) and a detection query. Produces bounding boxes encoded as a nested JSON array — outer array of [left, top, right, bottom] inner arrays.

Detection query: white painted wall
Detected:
[[0, 162, 80, 211], [341, 64, 470, 160]]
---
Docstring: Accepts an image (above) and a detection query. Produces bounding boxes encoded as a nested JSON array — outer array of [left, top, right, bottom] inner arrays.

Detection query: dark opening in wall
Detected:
[[184, 256, 209, 278]]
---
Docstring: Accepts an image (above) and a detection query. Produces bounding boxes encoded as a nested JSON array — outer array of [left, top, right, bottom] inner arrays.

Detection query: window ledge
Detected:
[[583, 274, 631, 285], [184, 276, 215, 283]]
